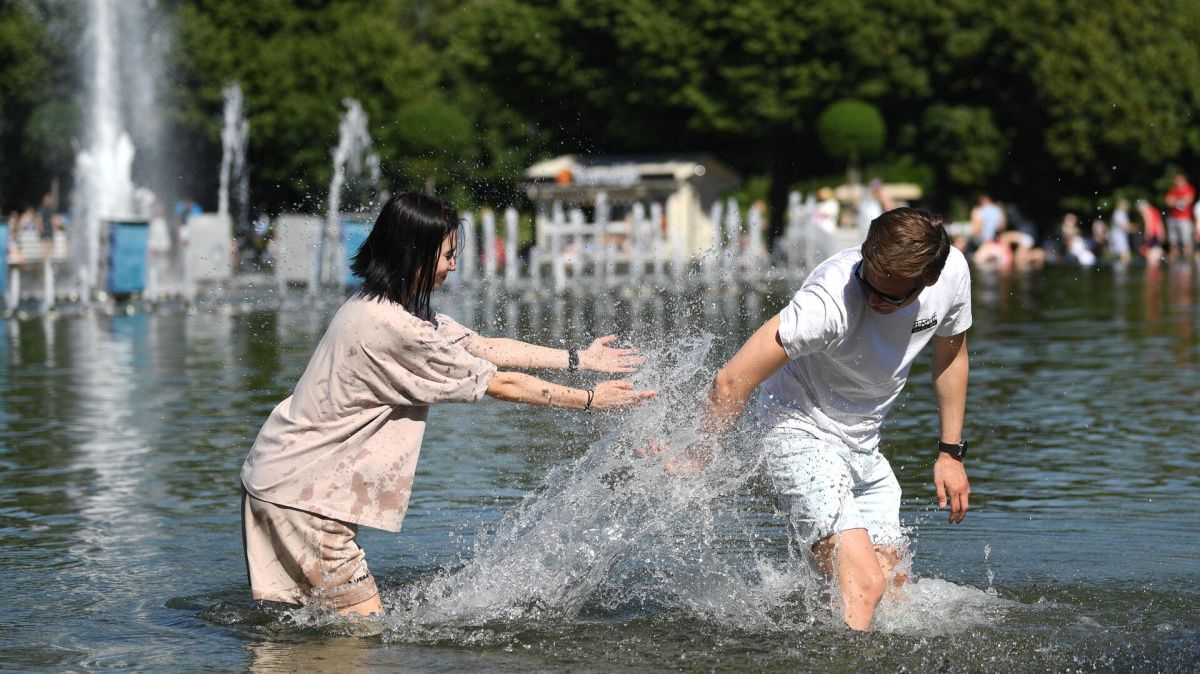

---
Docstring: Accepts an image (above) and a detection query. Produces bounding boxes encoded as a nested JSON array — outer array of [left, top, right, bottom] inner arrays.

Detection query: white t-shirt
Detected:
[[756, 246, 972, 453]]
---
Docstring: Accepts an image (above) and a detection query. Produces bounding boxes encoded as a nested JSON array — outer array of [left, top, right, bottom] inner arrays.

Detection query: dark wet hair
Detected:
[[351, 190, 460, 322]]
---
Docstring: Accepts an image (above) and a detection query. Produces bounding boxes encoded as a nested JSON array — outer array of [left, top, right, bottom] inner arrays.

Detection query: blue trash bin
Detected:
[[107, 220, 149, 296], [341, 217, 373, 289]]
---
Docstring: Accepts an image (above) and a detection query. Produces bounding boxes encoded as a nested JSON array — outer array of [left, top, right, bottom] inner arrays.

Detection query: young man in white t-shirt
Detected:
[[698, 207, 972, 630]]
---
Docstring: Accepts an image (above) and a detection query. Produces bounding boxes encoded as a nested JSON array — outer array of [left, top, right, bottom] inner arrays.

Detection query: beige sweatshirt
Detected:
[[241, 296, 497, 531]]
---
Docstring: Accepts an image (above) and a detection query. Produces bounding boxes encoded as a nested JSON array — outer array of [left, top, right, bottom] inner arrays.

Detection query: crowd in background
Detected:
[[960, 173, 1199, 270], [5, 193, 65, 265], [10, 173, 1200, 277]]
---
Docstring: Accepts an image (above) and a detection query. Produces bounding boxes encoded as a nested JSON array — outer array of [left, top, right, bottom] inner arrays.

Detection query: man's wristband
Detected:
[[937, 440, 968, 459], [568, 348, 579, 372], [583, 388, 595, 411]]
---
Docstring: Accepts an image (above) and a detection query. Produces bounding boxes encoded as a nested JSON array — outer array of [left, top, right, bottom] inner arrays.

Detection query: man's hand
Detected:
[[638, 438, 707, 475], [580, 335, 645, 373], [934, 454, 970, 524]]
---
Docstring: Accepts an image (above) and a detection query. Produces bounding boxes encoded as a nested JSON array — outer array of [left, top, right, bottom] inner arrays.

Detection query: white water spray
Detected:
[[218, 82, 249, 223], [315, 99, 381, 291], [71, 0, 161, 298], [375, 331, 1014, 640]]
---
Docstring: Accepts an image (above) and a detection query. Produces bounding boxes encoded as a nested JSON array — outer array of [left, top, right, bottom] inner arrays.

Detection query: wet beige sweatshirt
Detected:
[[241, 296, 497, 531]]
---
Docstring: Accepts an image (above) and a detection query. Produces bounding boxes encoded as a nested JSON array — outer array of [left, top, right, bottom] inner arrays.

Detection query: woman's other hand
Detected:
[[591, 380, 656, 410]]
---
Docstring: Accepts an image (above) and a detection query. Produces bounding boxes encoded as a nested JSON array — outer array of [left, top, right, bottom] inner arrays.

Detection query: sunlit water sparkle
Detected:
[[1, 265, 1197, 671]]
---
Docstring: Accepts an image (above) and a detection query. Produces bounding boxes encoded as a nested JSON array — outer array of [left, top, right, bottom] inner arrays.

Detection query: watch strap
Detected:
[[937, 440, 968, 459]]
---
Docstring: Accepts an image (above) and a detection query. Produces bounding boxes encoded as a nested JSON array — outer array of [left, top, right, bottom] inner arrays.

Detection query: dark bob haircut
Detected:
[[350, 189, 461, 321]]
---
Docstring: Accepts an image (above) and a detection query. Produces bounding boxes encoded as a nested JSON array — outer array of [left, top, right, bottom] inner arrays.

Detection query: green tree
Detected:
[[921, 105, 1005, 191], [171, 0, 463, 213], [817, 99, 885, 182], [9, 0, 1200, 233], [1015, 0, 1200, 199], [0, 0, 75, 210]]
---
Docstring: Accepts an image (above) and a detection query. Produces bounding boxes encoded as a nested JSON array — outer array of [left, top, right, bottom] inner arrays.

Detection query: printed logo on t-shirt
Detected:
[[912, 316, 938, 333]]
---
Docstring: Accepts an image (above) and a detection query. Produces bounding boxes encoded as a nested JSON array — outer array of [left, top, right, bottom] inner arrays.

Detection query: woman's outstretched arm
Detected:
[[467, 335, 644, 373], [486, 371, 656, 411]]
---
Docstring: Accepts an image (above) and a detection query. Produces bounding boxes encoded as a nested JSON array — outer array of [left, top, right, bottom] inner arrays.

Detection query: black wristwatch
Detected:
[[937, 440, 968, 459]]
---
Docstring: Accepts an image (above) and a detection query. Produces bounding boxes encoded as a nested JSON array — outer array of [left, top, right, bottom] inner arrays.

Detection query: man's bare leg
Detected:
[[812, 529, 886, 630], [337, 594, 382, 618], [874, 545, 907, 589]]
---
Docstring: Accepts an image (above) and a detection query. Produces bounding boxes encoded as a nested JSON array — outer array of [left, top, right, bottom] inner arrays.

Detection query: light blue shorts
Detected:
[[762, 428, 904, 549]]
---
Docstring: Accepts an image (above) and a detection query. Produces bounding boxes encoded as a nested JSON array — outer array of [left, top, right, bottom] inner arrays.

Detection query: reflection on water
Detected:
[[0, 266, 1197, 671]]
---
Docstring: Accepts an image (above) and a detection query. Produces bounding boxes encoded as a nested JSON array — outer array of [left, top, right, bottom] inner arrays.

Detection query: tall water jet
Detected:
[[568, 207, 585, 283], [459, 212, 477, 284], [630, 202, 646, 284], [650, 202, 666, 282], [72, 0, 147, 297], [722, 197, 741, 279], [503, 207, 519, 290], [315, 99, 380, 292], [593, 190, 610, 288], [746, 202, 766, 273], [217, 83, 249, 228], [550, 202, 567, 293], [703, 199, 724, 285]]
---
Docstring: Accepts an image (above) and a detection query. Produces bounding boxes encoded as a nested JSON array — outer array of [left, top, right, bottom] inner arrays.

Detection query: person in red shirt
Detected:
[[1164, 173, 1195, 263]]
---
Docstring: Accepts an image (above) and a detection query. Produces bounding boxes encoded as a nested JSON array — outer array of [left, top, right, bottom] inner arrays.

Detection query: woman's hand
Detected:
[[580, 335, 645, 374], [591, 380, 656, 410]]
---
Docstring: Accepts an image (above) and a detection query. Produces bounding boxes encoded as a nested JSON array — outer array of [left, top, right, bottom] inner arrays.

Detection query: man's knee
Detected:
[[847, 564, 886, 607], [814, 530, 886, 602]]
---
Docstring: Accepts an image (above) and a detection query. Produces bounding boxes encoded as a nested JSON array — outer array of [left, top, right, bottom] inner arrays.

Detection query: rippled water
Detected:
[[1, 265, 1197, 672]]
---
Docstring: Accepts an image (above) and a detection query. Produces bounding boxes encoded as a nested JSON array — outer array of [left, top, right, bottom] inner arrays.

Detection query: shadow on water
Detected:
[[2, 265, 1198, 671]]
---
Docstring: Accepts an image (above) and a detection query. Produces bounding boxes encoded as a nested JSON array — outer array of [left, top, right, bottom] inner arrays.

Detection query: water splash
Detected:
[[373, 330, 1013, 641], [389, 335, 741, 623], [377, 333, 821, 641], [217, 82, 249, 227], [72, 0, 143, 294], [65, 0, 170, 303], [315, 99, 381, 290]]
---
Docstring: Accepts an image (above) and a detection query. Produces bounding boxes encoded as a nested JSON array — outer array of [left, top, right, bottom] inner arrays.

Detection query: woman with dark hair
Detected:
[[240, 190, 655, 618]]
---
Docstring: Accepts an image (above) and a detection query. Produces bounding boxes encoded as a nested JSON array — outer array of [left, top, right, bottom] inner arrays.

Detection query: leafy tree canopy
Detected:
[[3, 0, 1199, 232]]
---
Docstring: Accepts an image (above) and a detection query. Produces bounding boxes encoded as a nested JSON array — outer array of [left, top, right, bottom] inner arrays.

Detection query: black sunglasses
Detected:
[[854, 262, 921, 307]]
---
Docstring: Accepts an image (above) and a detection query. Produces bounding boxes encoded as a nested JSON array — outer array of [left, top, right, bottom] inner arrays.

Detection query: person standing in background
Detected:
[[1193, 194, 1200, 263], [1110, 199, 1133, 264], [969, 195, 1005, 251], [37, 193, 55, 263], [1164, 173, 1195, 264], [1138, 200, 1166, 264], [814, 188, 840, 233]]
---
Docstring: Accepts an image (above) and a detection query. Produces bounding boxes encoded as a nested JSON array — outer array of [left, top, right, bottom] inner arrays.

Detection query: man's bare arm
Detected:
[[701, 315, 791, 438], [931, 331, 970, 524]]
